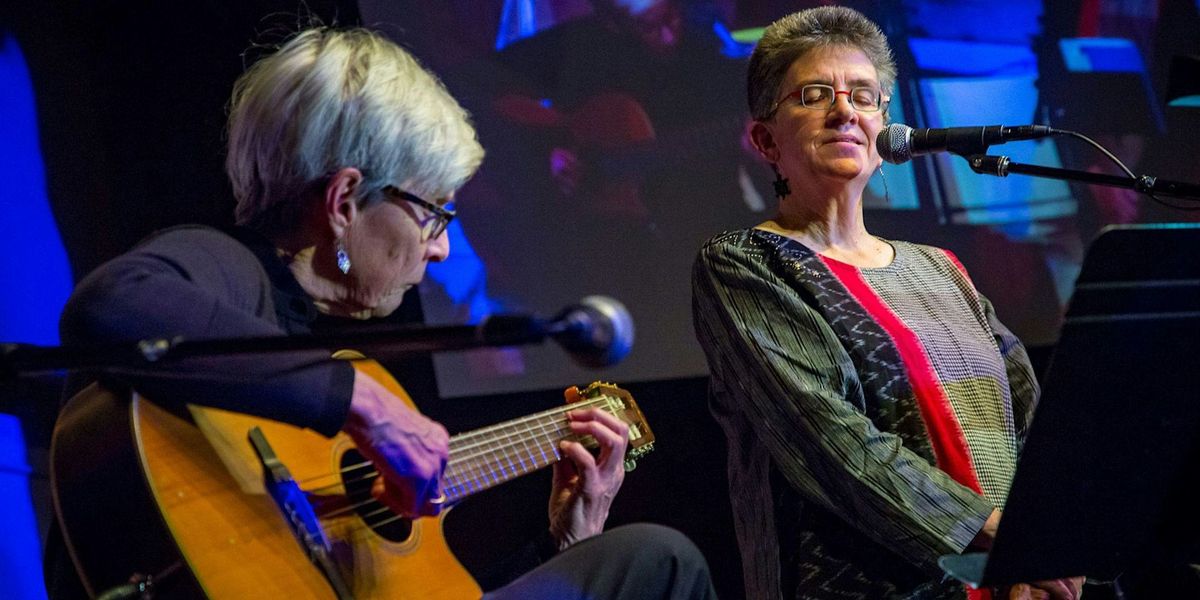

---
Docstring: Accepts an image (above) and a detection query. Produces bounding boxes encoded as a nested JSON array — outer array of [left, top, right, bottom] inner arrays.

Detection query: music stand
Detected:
[[940, 224, 1200, 587]]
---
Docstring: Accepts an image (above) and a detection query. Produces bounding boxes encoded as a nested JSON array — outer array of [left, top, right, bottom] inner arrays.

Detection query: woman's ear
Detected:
[[323, 167, 365, 239], [749, 121, 780, 164]]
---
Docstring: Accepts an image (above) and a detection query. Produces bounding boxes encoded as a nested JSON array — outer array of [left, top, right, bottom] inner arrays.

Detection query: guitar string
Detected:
[[297, 417, 577, 495], [445, 396, 617, 471], [302, 419, 579, 497], [363, 511, 417, 530], [304, 403, 627, 525], [317, 497, 385, 520], [294, 396, 618, 491], [441, 406, 598, 497], [291, 396, 612, 488], [443, 441, 563, 498], [447, 396, 611, 442], [313, 407, 641, 539], [448, 418, 583, 471], [313, 431, 565, 522], [312, 432, 568, 526], [343, 415, 571, 532]]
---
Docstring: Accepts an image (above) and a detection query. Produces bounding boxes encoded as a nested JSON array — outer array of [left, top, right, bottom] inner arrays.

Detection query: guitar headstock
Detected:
[[569, 381, 656, 471]]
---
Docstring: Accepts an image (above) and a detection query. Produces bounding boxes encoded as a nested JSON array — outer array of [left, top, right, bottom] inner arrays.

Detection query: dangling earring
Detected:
[[877, 165, 890, 205], [335, 240, 351, 274], [771, 164, 791, 199]]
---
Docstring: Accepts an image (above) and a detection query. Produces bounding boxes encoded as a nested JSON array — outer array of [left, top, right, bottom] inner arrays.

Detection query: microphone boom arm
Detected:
[[967, 155, 1200, 201], [2, 295, 635, 377], [2, 321, 542, 377]]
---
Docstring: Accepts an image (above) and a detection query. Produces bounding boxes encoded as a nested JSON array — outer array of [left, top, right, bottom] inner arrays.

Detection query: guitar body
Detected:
[[52, 358, 653, 600], [52, 360, 481, 599]]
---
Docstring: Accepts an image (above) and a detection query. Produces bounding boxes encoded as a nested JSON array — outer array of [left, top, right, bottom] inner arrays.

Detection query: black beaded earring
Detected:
[[771, 164, 791, 199]]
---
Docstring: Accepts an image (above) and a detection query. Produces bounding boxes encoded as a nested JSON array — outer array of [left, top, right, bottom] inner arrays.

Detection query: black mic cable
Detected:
[[878, 122, 1200, 211]]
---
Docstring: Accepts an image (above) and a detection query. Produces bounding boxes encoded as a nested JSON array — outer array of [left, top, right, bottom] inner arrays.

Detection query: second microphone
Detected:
[[876, 123, 1058, 164]]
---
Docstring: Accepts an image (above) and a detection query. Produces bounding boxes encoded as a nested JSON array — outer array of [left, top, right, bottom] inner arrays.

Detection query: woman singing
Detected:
[[692, 7, 1080, 600]]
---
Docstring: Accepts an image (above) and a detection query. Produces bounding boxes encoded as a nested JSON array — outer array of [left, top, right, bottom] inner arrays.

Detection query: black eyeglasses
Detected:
[[382, 185, 456, 240]]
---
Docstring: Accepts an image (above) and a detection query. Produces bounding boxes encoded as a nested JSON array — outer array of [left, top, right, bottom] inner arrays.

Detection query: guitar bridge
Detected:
[[248, 427, 355, 600]]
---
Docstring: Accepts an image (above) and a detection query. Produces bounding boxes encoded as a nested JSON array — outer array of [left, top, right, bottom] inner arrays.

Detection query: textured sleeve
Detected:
[[979, 293, 1040, 446], [692, 240, 994, 571], [59, 227, 354, 437]]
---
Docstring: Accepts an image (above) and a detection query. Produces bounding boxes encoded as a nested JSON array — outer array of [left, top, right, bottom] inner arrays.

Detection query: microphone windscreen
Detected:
[[559, 296, 635, 368], [877, 123, 914, 164]]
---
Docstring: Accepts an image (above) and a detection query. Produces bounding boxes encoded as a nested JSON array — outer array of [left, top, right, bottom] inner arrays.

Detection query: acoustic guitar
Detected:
[[51, 356, 655, 599]]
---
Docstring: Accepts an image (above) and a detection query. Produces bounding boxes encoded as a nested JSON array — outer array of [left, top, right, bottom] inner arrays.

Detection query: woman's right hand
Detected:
[[342, 366, 449, 517], [1004, 577, 1084, 600], [982, 510, 1085, 600]]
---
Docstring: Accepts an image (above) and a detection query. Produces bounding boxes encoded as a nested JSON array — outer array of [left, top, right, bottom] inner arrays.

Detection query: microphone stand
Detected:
[[965, 155, 1200, 201], [0, 315, 548, 378]]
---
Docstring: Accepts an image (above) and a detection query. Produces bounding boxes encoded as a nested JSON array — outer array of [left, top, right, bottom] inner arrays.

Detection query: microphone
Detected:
[[876, 123, 1057, 164], [2, 297, 636, 376], [477, 296, 634, 368], [547, 296, 635, 368]]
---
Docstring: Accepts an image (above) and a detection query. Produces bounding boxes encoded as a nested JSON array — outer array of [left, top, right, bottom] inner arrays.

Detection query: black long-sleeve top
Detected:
[[60, 225, 354, 435]]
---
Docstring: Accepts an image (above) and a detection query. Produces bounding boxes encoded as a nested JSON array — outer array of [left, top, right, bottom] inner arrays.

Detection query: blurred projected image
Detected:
[[866, 87, 919, 210], [355, 0, 1198, 396], [371, 0, 777, 396]]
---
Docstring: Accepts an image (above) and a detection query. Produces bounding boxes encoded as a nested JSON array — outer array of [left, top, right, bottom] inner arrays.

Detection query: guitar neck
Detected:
[[442, 396, 613, 503]]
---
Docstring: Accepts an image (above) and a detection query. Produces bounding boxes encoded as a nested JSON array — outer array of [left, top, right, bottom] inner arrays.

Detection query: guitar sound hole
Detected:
[[339, 450, 414, 543]]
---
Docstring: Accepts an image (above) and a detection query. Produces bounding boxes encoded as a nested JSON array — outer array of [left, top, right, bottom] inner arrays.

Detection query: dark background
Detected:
[[1, 1, 746, 595], [3, 1, 1199, 598]]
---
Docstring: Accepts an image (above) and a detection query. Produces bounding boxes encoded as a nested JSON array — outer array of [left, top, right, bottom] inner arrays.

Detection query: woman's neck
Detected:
[[272, 233, 364, 319], [769, 183, 869, 244], [760, 187, 893, 268]]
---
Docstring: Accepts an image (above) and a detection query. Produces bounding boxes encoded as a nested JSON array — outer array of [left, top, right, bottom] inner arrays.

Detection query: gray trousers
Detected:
[[485, 524, 719, 600]]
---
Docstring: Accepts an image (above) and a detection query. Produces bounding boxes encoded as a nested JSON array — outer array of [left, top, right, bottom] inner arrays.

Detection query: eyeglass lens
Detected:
[[385, 186, 454, 239], [796, 85, 883, 111]]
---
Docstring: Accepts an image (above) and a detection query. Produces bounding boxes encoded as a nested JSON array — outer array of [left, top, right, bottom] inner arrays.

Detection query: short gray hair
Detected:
[[747, 7, 896, 121], [227, 27, 485, 233]]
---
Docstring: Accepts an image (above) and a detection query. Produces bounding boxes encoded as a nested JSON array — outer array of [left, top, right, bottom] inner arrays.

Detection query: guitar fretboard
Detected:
[[442, 396, 618, 502]]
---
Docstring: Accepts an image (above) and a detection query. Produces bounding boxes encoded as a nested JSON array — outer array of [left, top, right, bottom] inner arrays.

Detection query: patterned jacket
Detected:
[[692, 229, 1039, 599]]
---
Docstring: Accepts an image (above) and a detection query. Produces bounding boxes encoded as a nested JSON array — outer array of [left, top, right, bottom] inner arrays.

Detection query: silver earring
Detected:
[[336, 241, 351, 274]]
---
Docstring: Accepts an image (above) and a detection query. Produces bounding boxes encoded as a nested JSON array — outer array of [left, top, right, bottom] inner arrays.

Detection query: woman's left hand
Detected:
[[547, 398, 630, 550]]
